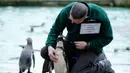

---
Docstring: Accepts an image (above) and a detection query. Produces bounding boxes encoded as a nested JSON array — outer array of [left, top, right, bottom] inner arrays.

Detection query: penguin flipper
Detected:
[[32, 53, 35, 68], [19, 45, 26, 49]]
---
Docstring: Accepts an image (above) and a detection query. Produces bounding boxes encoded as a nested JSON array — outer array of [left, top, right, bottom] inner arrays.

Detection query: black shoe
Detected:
[[42, 60, 54, 73], [99, 59, 115, 73]]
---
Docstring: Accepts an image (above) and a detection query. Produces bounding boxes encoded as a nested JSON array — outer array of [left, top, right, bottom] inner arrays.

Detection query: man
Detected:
[[40, 2, 115, 73]]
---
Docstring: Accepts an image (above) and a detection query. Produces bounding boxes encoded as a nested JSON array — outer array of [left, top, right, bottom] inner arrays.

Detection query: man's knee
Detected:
[[40, 46, 50, 60]]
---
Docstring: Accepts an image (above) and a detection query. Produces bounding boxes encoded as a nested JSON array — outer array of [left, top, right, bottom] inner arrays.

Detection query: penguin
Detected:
[[54, 35, 68, 73], [29, 23, 45, 32], [19, 37, 35, 73]]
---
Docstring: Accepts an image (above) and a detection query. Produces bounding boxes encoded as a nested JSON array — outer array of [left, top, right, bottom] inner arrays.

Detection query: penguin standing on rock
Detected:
[[19, 37, 35, 73]]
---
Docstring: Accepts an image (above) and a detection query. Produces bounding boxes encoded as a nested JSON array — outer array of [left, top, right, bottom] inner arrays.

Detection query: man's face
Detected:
[[68, 14, 85, 24]]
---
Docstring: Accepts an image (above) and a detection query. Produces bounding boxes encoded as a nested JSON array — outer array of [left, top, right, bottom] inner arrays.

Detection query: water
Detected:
[[0, 6, 130, 73]]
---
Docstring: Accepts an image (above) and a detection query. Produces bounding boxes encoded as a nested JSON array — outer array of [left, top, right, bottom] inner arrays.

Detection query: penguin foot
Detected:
[[19, 71, 22, 73], [19, 69, 22, 73]]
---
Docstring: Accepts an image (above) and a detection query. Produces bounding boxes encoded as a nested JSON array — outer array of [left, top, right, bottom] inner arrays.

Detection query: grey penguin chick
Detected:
[[19, 37, 35, 73]]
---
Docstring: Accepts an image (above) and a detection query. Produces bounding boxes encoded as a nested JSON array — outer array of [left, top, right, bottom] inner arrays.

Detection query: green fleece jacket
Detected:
[[45, 2, 113, 51]]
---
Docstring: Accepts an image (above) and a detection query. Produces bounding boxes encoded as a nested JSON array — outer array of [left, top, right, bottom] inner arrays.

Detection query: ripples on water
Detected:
[[0, 6, 130, 73]]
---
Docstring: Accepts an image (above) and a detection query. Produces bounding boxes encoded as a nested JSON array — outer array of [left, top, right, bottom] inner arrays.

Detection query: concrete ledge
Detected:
[[0, 0, 129, 7], [0, 0, 112, 6]]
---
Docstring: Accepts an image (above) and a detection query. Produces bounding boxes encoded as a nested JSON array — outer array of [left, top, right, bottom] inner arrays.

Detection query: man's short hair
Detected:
[[70, 2, 88, 19]]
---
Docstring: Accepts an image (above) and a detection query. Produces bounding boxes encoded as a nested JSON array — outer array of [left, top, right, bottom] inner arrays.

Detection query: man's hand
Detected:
[[74, 41, 87, 50], [48, 46, 58, 63]]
